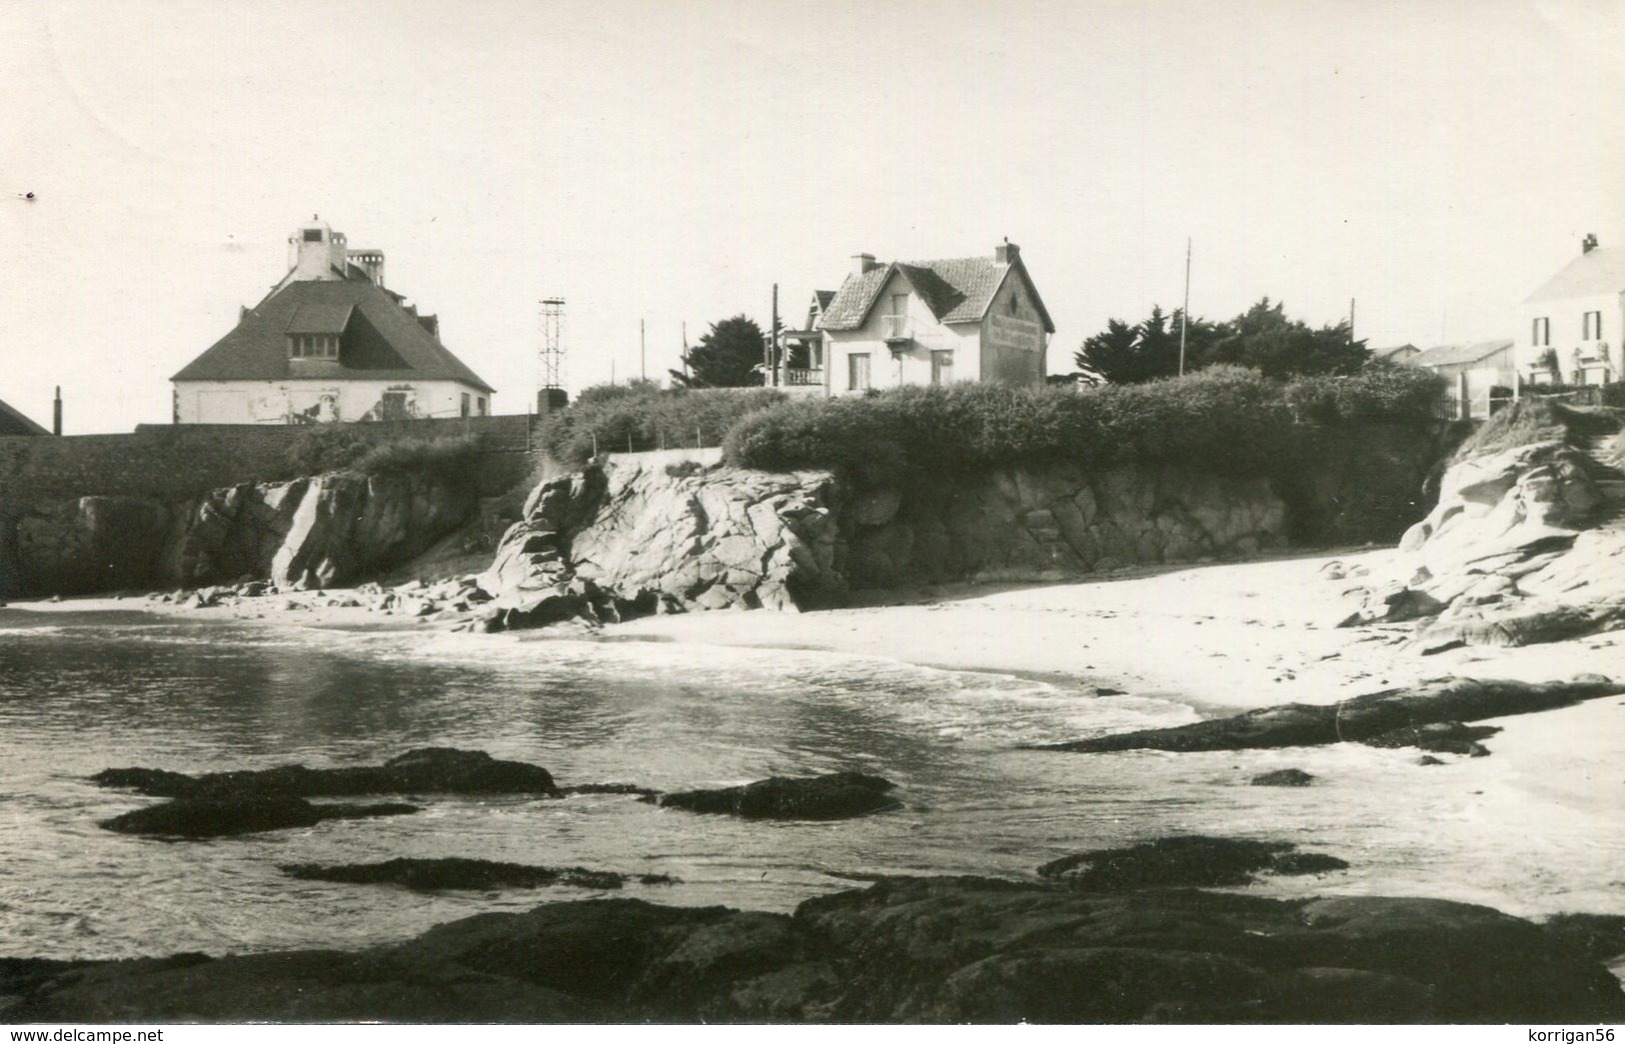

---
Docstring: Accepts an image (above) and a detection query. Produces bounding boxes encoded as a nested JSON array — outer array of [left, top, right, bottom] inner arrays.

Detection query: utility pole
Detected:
[[1349, 298, 1356, 345], [640, 319, 646, 382], [1178, 237, 1192, 376], [770, 283, 780, 386], [681, 322, 689, 382]]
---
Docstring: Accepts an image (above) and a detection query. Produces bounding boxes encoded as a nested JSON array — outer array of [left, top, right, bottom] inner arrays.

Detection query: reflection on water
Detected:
[[0, 609, 1620, 959]]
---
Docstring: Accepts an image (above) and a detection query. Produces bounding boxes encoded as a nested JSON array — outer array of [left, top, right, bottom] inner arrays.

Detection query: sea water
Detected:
[[1, 608, 1620, 959]]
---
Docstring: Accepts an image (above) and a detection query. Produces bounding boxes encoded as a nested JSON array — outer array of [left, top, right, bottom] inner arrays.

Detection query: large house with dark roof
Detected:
[[171, 218, 494, 424], [1516, 234, 1622, 387], [814, 241, 1053, 395]]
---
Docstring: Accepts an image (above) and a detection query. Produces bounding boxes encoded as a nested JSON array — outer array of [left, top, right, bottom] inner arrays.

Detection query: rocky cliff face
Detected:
[[477, 455, 1290, 628], [0, 472, 475, 598], [478, 459, 839, 629], [843, 464, 1287, 587], [1335, 428, 1625, 647]]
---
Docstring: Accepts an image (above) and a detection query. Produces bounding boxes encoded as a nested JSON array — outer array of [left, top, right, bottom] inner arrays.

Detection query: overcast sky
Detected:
[[4, 0, 1622, 433]]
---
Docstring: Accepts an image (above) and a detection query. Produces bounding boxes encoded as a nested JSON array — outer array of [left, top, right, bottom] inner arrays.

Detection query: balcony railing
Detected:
[[783, 367, 823, 387], [880, 314, 914, 343], [1575, 339, 1611, 362]]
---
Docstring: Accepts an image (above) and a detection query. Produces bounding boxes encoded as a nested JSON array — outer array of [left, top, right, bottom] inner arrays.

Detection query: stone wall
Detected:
[[0, 414, 539, 504]]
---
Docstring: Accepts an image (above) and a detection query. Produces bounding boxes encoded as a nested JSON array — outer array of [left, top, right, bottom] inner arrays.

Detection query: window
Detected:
[[460, 392, 471, 418], [287, 334, 339, 359], [477, 396, 488, 416], [931, 350, 954, 385], [1008, 292, 1019, 316], [848, 353, 871, 391], [1583, 310, 1602, 340], [1532, 317, 1550, 347], [302, 229, 323, 242]]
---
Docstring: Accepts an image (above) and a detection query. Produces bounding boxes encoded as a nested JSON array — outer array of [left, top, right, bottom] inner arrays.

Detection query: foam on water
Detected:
[[0, 610, 1620, 960]]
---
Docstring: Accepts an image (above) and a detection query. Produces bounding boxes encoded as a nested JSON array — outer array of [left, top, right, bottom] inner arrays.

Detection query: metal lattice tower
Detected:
[[539, 297, 566, 395]]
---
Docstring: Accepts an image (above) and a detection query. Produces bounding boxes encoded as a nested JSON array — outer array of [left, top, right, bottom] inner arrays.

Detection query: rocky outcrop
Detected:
[[99, 796, 418, 838], [649, 772, 900, 820], [1336, 421, 1625, 647], [1031, 676, 1621, 754], [844, 463, 1288, 587], [477, 455, 1291, 629], [478, 459, 841, 628], [1035, 836, 1346, 889], [92, 748, 563, 800], [10, 872, 1624, 1023], [280, 858, 676, 892], [1, 471, 476, 597]]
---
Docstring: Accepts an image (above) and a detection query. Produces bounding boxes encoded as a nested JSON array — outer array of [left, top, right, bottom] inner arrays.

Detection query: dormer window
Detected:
[[288, 333, 339, 359]]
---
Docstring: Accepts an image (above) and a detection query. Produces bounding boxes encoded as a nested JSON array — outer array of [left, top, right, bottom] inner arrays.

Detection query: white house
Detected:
[[815, 241, 1054, 396], [172, 217, 494, 424], [1516, 234, 1622, 387]]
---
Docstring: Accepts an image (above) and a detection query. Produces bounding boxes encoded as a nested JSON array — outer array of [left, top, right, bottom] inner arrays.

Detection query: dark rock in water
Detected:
[[10, 875, 1625, 1024], [1035, 836, 1347, 891], [559, 783, 662, 799], [99, 796, 418, 838], [280, 858, 676, 892], [1417, 755, 1446, 766], [91, 747, 562, 800], [1251, 768, 1315, 787], [1539, 912, 1625, 962], [1032, 677, 1621, 754], [652, 772, 899, 820], [1360, 721, 1500, 757]]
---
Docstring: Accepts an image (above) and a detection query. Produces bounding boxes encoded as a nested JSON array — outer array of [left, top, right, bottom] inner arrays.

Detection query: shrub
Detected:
[[346, 433, 487, 486], [542, 387, 787, 468], [1452, 398, 1623, 461], [281, 426, 373, 476], [722, 366, 1445, 484]]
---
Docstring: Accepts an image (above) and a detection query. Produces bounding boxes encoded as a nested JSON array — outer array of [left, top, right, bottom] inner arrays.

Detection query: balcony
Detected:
[[880, 314, 914, 345], [783, 367, 823, 387], [1575, 339, 1611, 363]]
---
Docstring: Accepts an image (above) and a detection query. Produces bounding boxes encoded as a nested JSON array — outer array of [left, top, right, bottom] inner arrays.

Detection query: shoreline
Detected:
[[8, 543, 1620, 714]]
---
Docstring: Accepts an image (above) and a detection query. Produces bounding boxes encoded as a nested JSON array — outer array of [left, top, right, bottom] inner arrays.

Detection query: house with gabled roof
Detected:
[[776, 290, 837, 393], [815, 241, 1054, 396], [1410, 339, 1516, 419], [1516, 234, 1622, 387], [171, 217, 494, 424]]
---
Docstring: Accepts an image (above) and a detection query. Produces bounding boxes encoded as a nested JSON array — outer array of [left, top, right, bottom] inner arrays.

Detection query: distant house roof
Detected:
[[0, 396, 49, 436], [818, 252, 1055, 334], [173, 278, 494, 392], [814, 290, 836, 311], [1524, 246, 1625, 303], [1374, 343, 1420, 361], [1410, 339, 1515, 368]]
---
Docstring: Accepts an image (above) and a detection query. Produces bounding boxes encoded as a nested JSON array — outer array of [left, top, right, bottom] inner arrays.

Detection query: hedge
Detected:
[[541, 386, 787, 468], [721, 365, 1445, 482]]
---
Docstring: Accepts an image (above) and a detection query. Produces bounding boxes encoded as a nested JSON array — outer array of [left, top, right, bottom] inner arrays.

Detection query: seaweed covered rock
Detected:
[[99, 796, 417, 838], [1035, 836, 1347, 891], [92, 748, 562, 800], [652, 772, 899, 820], [281, 858, 675, 892], [1033, 677, 1619, 754]]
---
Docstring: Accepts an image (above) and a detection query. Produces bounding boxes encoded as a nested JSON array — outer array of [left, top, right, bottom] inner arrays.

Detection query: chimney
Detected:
[[852, 253, 879, 276], [52, 386, 61, 436], [347, 249, 386, 287], [288, 215, 337, 280], [995, 239, 1020, 264], [1583, 233, 1599, 254]]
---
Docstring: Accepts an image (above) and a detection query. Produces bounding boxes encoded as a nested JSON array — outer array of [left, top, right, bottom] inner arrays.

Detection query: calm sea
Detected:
[[1, 608, 1620, 959]]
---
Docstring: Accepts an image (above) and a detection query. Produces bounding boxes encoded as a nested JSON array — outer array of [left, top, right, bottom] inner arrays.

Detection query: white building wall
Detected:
[[1517, 290, 1625, 383], [174, 379, 490, 424], [824, 271, 985, 396]]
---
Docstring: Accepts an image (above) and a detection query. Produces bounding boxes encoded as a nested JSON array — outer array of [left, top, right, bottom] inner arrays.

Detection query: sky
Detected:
[[3, 0, 1622, 433]]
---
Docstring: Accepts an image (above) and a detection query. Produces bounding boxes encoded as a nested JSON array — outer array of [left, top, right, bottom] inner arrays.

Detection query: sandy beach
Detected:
[[14, 544, 1621, 713]]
